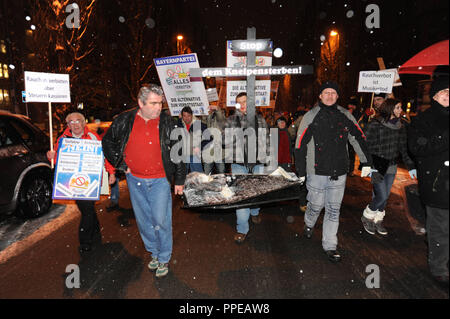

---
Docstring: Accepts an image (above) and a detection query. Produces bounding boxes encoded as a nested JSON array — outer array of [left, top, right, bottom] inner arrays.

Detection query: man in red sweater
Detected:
[[102, 84, 186, 278], [47, 112, 116, 253]]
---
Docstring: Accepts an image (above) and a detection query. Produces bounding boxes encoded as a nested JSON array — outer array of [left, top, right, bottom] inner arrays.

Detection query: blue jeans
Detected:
[[186, 155, 204, 173], [369, 173, 396, 211], [305, 174, 347, 251], [126, 174, 173, 264], [110, 180, 119, 205], [231, 164, 264, 234]]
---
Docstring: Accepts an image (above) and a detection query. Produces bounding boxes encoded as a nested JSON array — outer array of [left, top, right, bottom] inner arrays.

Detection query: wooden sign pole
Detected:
[[48, 102, 54, 168]]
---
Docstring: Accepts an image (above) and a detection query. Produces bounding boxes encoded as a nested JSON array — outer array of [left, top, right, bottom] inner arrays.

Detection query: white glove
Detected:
[[361, 166, 372, 177], [368, 168, 378, 177], [299, 176, 306, 184], [409, 169, 417, 179]]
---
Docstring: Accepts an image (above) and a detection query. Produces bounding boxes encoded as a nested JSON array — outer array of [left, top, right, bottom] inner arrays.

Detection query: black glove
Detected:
[[371, 171, 384, 184]]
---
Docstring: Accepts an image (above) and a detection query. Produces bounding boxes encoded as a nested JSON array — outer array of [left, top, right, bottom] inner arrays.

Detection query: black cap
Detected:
[[276, 116, 287, 124], [319, 81, 340, 95], [430, 75, 449, 98]]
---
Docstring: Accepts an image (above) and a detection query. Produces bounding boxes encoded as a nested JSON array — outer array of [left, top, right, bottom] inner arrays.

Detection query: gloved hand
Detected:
[[409, 169, 417, 179], [361, 166, 372, 177], [369, 169, 384, 184], [299, 176, 306, 185]]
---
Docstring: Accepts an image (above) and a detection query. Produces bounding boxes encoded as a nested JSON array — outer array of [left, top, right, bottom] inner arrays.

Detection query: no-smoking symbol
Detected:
[[69, 173, 90, 194]]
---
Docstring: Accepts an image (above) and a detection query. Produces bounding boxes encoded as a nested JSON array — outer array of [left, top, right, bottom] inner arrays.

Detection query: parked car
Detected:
[[0, 111, 53, 218]]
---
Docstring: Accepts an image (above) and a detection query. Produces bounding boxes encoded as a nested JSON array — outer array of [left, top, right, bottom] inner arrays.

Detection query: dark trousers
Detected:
[[76, 200, 100, 245], [368, 173, 396, 211], [348, 143, 356, 173], [426, 206, 449, 276]]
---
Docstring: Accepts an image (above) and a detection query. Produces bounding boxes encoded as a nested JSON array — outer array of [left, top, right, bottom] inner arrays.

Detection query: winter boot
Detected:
[[374, 210, 388, 235], [361, 205, 377, 235]]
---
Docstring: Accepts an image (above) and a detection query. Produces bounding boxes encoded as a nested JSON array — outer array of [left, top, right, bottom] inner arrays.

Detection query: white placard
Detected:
[[227, 80, 271, 107], [384, 68, 403, 87], [226, 40, 273, 68], [154, 54, 209, 116], [206, 88, 219, 102], [226, 40, 272, 107], [358, 71, 395, 94], [24, 71, 71, 103]]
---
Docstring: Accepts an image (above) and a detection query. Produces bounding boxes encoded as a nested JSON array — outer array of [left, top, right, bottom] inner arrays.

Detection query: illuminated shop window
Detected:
[[0, 64, 3, 78], [3, 90, 9, 104], [0, 90, 3, 104], [2, 64, 8, 78], [0, 40, 6, 54]]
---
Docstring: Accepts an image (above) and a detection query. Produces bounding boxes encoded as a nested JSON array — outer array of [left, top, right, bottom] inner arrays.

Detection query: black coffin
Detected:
[[182, 174, 303, 211]]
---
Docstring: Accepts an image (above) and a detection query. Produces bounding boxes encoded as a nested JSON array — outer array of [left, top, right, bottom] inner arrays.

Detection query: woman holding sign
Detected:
[[47, 112, 116, 253], [361, 99, 416, 236]]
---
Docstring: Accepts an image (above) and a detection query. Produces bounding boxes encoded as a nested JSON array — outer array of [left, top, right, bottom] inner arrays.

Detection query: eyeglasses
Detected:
[[68, 120, 82, 125]]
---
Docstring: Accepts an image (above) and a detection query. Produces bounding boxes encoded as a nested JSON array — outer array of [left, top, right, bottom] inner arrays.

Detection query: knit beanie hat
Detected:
[[276, 116, 287, 125], [430, 76, 449, 98], [319, 81, 340, 95]]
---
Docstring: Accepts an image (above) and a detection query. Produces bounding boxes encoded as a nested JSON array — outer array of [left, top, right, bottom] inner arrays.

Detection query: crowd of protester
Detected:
[[49, 76, 448, 286]]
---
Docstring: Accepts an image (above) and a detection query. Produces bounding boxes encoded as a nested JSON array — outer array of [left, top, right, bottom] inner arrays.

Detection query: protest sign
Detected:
[[226, 40, 272, 107], [154, 53, 209, 116], [227, 80, 271, 107], [24, 71, 71, 103], [384, 68, 403, 87], [52, 138, 104, 201], [226, 40, 272, 68], [358, 70, 395, 94], [206, 88, 219, 102]]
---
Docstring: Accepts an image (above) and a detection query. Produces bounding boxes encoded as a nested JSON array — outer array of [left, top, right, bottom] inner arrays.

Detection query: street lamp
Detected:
[[330, 30, 338, 37], [176, 35, 184, 54]]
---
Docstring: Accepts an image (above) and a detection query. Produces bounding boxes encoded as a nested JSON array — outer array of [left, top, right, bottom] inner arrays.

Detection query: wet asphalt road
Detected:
[[0, 169, 448, 304]]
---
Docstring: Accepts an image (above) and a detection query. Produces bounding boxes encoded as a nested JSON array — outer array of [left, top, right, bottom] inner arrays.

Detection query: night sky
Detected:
[[166, 0, 448, 68], [1, 0, 449, 117], [165, 0, 449, 108]]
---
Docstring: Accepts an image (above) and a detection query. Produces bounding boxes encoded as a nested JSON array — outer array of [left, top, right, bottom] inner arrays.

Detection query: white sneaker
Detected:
[[148, 256, 159, 271], [155, 263, 169, 278]]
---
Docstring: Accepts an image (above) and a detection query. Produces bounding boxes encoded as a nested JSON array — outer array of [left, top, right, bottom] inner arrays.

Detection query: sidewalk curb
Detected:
[[0, 205, 79, 264]]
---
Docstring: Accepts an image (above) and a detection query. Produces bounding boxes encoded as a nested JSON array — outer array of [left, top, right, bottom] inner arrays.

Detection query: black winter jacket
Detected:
[[295, 102, 372, 177], [102, 108, 186, 186], [408, 101, 449, 209]]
